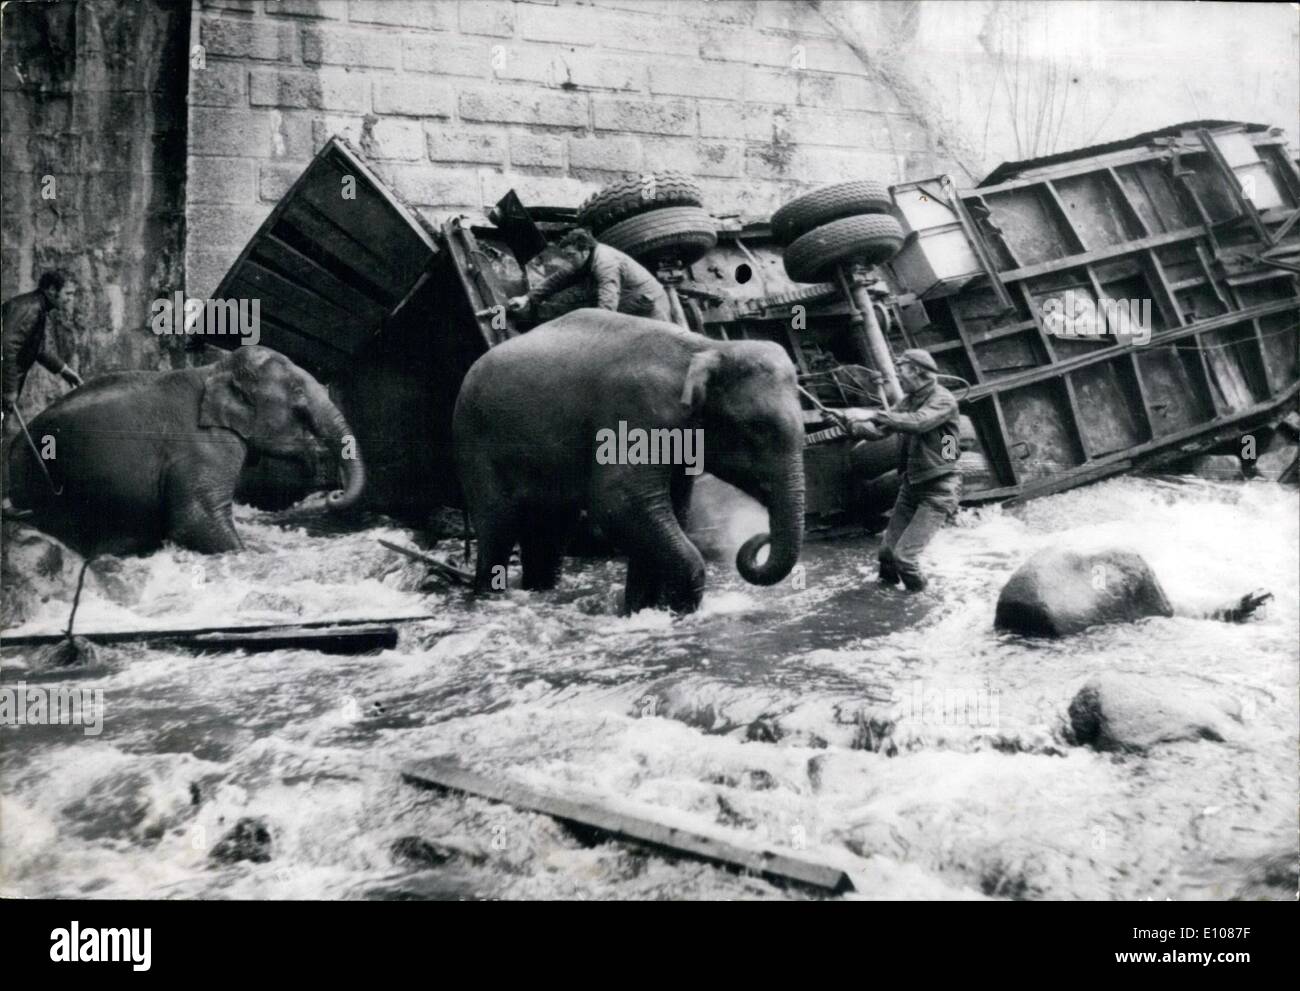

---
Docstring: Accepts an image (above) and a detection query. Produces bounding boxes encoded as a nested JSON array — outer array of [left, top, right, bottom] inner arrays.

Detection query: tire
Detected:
[[599, 206, 718, 266], [576, 171, 704, 235], [783, 214, 905, 284], [770, 180, 894, 245]]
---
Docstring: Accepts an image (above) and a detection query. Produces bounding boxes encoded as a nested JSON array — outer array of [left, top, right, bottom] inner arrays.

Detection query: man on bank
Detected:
[[506, 228, 672, 323], [844, 348, 961, 592], [2, 270, 83, 500]]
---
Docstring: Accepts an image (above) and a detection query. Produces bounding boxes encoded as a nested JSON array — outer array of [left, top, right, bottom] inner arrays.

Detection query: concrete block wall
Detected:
[[1, 0, 191, 413], [185, 0, 948, 298]]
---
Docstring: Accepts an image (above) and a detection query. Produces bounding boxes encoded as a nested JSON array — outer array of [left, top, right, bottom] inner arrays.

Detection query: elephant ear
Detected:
[[680, 349, 722, 413], [197, 349, 265, 439]]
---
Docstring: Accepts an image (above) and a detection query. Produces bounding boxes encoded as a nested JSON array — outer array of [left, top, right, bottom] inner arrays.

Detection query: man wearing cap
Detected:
[[844, 348, 961, 592]]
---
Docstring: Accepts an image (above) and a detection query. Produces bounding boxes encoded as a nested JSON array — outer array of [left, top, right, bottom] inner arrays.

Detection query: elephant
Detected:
[[453, 308, 805, 613], [994, 547, 1270, 637], [5, 345, 365, 556]]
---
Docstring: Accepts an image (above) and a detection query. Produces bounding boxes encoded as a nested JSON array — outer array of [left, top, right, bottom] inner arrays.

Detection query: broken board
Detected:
[[401, 758, 855, 896], [0, 615, 432, 654]]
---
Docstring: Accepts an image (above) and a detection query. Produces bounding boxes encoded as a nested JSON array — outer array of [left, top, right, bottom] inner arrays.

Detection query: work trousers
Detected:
[[878, 472, 962, 590]]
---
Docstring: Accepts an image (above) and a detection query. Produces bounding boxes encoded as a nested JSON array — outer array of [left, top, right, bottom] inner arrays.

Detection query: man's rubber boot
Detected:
[[877, 558, 899, 585]]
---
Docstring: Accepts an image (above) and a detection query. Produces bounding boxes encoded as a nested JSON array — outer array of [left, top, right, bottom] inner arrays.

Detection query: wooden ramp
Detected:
[[401, 758, 855, 896]]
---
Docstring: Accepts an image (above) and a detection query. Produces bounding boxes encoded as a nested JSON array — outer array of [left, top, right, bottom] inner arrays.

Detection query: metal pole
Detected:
[[11, 406, 62, 495], [837, 263, 902, 405]]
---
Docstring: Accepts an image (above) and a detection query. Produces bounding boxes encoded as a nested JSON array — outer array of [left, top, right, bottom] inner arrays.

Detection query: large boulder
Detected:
[[994, 547, 1173, 637], [1065, 672, 1237, 752], [1, 521, 84, 628]]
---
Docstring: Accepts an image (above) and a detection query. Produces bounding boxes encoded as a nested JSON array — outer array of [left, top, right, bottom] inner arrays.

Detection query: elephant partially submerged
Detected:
[[7, 346, 365, 556], [994, 547, 1270, 637], [453, 309, 805, 613]]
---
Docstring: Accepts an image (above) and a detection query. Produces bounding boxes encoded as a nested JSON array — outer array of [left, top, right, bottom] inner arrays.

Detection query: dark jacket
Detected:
[[2, 290, 64, 409], [529, 243, 669, 316], [877, 379, 961, 485]]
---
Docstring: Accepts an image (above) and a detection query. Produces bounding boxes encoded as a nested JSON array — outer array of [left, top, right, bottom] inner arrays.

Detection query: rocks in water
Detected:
[[1065, 673, 1238, 752], [389, 835, 486, 868], [209, 817, 273, 865], [1249, 430, 1299, 483], [390, 835, 455, 868], [38, 636, 101, 668], [995, 547, 1173, 637], [1, 522, 81, 627], [1187, 453, 1245, 481]]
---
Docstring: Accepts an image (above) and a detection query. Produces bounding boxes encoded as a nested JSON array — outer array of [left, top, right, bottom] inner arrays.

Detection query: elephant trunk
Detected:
[[736, 454, 804, 586], [313, 395, 366, 512]]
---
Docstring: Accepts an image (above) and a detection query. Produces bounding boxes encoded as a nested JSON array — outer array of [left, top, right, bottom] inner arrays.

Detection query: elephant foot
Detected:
[[1210, 588, 1273, 623]]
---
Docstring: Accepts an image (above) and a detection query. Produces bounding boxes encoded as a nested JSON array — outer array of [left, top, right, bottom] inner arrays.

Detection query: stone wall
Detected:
[[184, 0, 953, 297], [1, 0, 191, 414]]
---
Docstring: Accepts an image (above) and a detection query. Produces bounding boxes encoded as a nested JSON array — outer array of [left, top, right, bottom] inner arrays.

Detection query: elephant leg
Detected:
[[623, 553, 664, 614], [601, 474, 705, 615], [167, 498, 242, 554], [519, 508, 569, 591], [471, 500, 519, 593]]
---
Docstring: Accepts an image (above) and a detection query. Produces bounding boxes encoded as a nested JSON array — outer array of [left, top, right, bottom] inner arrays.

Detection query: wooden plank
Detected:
[[226, 264, 364, 341], [401, 758, 855, 895], [0, 615, 434, 650], [1044, 180, 1089, 253], [1127, 351, 1157, 441], [963, 297, 1295, 401], [1018, 280, 1059, 365], [299, 154, 431, 293], [1060, 372, 1095, 462], [1197, 127, 1272, 244], [964, 381, 1300, 504], [378, 539, 473, 586], [256, 234, 389, 324], [325, 140, 439, 255], [989, 393, 1020, 487], [946, 306, 983, 383], [998, 226, 1210, 283], [1143, 250, 1185, 327], [171, 624, 396, 656], [279, 198, 407, 303], [1106, 166, 1152, 237]]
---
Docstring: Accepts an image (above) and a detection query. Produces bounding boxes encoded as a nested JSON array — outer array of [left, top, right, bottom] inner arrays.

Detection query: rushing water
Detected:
[[2, 475, 1296, 900]]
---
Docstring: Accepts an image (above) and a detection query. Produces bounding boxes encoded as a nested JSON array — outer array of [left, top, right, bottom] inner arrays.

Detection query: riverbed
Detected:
[[2, 475, 1296, 900]]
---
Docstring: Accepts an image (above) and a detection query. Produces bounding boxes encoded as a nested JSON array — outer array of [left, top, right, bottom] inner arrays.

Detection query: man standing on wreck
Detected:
[[845, 348, 961, 592], [506, 228, 672, 322]]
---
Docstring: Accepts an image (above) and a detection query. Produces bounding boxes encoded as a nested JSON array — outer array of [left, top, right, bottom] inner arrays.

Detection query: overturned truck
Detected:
[[211, 120, 1300, 529]]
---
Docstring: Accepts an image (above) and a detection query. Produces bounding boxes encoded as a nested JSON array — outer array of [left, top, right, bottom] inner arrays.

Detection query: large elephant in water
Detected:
[[453, 309, 805, 613], [6, 346, 365, 555]]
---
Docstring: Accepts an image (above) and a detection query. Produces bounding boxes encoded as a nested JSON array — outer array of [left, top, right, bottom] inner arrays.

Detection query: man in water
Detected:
[[506, 228, 672, 322], [845, 348, 961, 592], [2, 270, 83, 500]]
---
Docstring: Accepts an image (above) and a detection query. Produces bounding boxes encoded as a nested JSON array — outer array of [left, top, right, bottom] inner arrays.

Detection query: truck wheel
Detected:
[[770, 180, 894, 246], [783, 214, 905, 284], [576, 171, 705, 235], [599, 206, 718, 266]]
